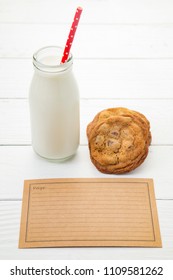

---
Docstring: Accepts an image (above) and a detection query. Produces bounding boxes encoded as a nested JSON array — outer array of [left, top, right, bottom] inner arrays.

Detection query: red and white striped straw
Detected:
[[61, 7, 83, 64]]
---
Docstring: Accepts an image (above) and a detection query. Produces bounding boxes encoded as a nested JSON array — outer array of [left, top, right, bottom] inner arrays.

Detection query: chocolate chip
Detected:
[[111, 131, 119, 136]]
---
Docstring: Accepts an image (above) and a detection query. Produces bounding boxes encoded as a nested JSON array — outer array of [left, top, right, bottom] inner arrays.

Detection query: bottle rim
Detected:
[[33, 46, 73, 73]]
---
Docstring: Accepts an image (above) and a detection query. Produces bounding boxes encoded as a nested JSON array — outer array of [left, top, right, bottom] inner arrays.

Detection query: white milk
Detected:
[[29, 46, 80, 160]]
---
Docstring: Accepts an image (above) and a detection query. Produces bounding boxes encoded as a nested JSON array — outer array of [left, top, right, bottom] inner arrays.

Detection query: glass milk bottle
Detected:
[[29, 46, 80, 160]]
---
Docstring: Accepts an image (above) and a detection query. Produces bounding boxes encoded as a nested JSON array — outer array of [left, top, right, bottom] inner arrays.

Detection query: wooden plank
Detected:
[[1, 24, 173, 58], [0, 145, 172, 200], [1, 58, 173, 99], [0, 200, 172, 259], [0, 0, 173, 24], [0, 99, 173, 145]]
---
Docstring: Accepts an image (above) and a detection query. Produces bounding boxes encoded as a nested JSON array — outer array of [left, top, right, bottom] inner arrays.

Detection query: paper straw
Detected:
[[61, 7, 83, 64]]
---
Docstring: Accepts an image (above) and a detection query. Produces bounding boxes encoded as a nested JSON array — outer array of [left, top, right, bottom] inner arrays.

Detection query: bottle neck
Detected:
[[33, 46, 73, 74]]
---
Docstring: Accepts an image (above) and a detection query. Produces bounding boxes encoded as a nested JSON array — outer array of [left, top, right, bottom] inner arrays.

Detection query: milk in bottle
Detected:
[[29, 46, 80, 160]]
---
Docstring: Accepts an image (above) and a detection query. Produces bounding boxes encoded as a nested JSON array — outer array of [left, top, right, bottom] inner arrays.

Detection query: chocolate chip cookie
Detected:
[[87, 107, 151, 174]]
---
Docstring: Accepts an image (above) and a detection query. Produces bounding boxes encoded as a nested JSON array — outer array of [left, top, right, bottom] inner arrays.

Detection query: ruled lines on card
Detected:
[[18, 178, 162, 247], [24, 180, 156, 244]]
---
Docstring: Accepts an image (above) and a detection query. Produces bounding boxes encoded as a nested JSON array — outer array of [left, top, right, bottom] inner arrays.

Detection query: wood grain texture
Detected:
[[1, 59, 173, 99], [0, 0, 173, 24], [1, 24, 173, 58], [0, 99, 173, 145], [0, 146, 172, 200]]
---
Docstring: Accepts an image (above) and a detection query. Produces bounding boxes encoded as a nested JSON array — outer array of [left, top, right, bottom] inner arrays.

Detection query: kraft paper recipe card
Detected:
[[19, 178, 162, 248]]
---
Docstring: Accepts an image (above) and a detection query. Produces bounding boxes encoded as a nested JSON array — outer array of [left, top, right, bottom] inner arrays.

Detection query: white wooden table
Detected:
[[0, 0, 173, 260]]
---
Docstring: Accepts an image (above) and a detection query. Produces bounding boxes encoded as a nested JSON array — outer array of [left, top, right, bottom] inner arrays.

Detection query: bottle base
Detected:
[[32, 146, 77, 162]]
